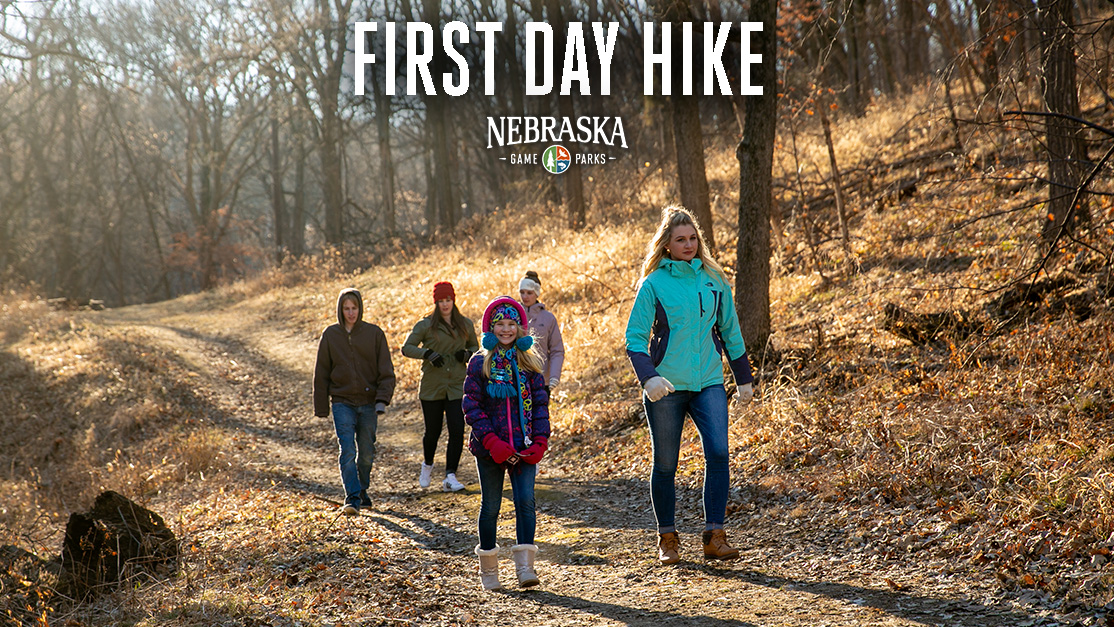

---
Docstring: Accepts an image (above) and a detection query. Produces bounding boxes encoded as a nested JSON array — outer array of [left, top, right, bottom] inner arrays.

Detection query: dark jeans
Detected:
[[331, 402, 378, 507], [475, 455, 537, 550], [643, 384, 730, 532], [421, 398, 465, 474]]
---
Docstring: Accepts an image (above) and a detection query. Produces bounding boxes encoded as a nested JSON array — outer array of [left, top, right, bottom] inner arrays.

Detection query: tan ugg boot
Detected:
[[474, 545, 502, 591], [510, 544, 540, 587], [702, 529, 740, 560], [658, 531, 681, 564]]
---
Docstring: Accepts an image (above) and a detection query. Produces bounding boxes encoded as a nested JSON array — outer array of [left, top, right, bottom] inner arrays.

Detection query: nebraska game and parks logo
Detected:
[[542, 145, 571, 174], [487, 116, 626, 173]]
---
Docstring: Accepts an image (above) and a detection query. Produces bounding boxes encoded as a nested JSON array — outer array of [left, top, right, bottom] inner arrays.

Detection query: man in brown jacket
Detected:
[[313, 287, 396, 514]]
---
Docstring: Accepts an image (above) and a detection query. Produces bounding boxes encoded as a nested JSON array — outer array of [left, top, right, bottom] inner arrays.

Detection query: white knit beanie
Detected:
[[519, 276, 541, 294]]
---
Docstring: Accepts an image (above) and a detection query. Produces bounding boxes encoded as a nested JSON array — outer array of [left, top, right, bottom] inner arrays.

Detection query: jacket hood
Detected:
[[659, 257, 703, 276], [336, 287, 364, 327]]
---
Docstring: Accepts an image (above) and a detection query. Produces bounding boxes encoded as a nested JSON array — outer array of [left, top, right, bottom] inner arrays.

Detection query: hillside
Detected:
[[2, 84, 1114, 626]]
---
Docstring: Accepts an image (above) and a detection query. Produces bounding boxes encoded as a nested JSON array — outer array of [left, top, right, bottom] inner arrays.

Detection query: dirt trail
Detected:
[[97, 308, 1058, 627]]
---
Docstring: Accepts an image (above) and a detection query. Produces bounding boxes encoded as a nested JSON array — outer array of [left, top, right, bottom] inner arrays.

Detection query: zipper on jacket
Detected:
[[506, 397, 514, 450]]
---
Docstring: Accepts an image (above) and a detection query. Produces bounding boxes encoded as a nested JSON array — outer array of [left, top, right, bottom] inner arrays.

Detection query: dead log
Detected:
[[58, 490, 178, 600]]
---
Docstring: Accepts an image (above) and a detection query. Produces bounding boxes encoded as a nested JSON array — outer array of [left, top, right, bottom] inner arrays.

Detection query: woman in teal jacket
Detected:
[[625, 206, 754, 565]]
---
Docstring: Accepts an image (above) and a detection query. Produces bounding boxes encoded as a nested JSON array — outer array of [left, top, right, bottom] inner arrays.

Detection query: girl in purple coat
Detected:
[[464, 296, 550, 591]]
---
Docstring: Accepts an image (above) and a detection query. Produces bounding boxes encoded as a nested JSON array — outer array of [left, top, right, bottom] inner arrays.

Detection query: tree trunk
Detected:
[[658, 0, 715, 248], [973, 0, 1002, 96], [269, 116, 288, 263], [291, 114, 308, 258], [736, 0, 778, 364], [547, 0, 587, 230], [1038, 0, 1090, 243], [320, 102, 344, 245], [371, 70, 397, 235], [314, 0, 353, 246], [819, 107, 852, 260], [422, 0, 457, 232]]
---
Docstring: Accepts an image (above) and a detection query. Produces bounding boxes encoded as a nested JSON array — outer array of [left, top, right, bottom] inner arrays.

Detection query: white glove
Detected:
[[548, 377, 559, 389], [644, 376, 675, 402], [736, 382, 754, 404]]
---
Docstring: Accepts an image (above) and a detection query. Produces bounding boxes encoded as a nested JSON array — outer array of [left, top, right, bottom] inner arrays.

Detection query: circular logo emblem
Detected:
[[542, 145, 571, 174]]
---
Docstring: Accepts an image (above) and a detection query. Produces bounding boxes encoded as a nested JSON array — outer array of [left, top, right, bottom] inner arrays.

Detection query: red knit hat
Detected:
[[432, 281, 455, 302]]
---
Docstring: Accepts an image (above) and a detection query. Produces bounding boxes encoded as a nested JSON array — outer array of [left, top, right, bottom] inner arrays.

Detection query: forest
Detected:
[[6, 0, 1107, 308]]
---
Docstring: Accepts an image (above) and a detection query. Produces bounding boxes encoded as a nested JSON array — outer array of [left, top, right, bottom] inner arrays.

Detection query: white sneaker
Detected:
[[442, 473, 465, 492], [419, 463, 433, 488]]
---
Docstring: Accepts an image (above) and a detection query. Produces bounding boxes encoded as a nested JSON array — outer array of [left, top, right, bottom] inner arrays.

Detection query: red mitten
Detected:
[[518, 437, 548, 465], [483, 433, 517, 464]]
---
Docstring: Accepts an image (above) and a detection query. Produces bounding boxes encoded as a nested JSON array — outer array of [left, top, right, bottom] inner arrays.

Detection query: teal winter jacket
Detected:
[[624, 258, 753, 392]]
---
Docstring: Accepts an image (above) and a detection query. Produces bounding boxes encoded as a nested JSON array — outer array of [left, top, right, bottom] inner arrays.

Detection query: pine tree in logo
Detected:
[[542, 145, 570, 174]]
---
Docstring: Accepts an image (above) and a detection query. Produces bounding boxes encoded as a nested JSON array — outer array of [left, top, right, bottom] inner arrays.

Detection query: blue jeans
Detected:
[[475, 455, 537, 550], [332, 402, 378, 507], [643, 384, 730, 531]]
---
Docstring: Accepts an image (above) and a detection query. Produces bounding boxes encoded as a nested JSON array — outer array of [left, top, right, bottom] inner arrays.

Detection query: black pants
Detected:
[[421, 398, 465, 474]]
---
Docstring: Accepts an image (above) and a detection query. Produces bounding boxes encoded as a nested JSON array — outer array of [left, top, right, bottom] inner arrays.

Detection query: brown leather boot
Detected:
[[658, 531, 681, 564], [702, 529, 740, 560]]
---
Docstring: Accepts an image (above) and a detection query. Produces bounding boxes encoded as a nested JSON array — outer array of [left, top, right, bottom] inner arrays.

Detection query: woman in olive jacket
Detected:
[[401, 281, 479, 492]]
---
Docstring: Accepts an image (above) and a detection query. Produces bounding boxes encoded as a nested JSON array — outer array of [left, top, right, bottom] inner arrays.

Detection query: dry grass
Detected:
[[3, 80, 1114, 623]]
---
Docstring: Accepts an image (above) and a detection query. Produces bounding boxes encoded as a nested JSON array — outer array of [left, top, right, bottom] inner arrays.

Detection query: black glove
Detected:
[[424, 349, 445, 368], [455, 349, 470, 363]]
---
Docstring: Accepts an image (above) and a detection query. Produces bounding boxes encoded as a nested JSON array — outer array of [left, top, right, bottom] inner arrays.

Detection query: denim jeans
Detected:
[[332, 402, 378, 507], [475, 455, 537, 549], [643, 384, 730, 531]]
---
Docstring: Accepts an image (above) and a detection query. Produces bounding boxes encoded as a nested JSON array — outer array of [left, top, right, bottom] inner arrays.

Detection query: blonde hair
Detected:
[[482, 325, 544, 376], [640, 205, 726, 281]]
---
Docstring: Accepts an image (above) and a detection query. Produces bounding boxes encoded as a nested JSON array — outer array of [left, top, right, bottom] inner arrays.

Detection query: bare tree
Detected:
[[266, 0, 355, 246], [113, 0, 269, 290], [736, 0, 778, 362], [1037, 0, 1090, 243], [656, 0, 714, 248], [546, 0, 587, 230]]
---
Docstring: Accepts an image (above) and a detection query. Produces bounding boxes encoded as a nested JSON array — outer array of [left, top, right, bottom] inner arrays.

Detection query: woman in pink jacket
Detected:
[[517, 271, 565, 392]]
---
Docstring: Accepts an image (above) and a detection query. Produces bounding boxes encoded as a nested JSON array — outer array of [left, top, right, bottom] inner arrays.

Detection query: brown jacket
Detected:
[[313, 288, 396, 416]]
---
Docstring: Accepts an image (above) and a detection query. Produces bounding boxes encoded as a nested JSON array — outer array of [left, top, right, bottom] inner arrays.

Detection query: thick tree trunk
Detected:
[[321, 107, 344, 245], [372, 70, 397, 235], [736, 0, 778, 364], [1038, 0, 1090, 243], [672, 97, 714, 247], [658, 0, 714, 247], [424, 0, 456, 231], [547, 0, 586, 230]]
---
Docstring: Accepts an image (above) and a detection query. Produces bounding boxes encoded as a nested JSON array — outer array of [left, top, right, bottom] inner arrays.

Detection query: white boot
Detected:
[[474, 545, 502, 591], [511, 544, 540, 588], [419, 463, 432, 488]]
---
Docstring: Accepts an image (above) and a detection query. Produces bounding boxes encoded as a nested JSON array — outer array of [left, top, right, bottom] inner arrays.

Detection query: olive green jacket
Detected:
[[401, 315, 479, 401]]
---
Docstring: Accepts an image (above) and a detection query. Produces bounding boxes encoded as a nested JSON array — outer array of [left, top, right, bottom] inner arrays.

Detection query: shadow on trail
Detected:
[[714, 568, 1032, 627], [369, 507, 475, 555], [366, 501, 619, 567], [519, 589, 756, 627]]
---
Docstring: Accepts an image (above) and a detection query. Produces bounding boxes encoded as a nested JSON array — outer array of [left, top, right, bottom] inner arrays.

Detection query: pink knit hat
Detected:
[[482, 296, 528, 333]]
